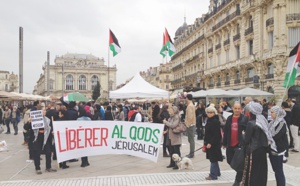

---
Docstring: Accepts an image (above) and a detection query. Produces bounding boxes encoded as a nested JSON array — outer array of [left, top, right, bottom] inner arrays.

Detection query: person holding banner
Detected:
[[24, 107, 57, 174], [163, 105, 182, 170], [77, 108, 91, 167]]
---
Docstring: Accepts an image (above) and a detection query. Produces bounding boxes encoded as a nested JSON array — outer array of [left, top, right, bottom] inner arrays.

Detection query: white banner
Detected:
[[53, 121, 164, 163]]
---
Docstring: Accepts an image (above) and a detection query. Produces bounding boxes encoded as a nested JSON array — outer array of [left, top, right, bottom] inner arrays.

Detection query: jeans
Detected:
[[11, 118, 18, 134], [269, 155, 285, 186], [186, 125, 195, 155], [4, 119, 10, 133], [290, 125, 299, 150], [210, 162, 220, 180]]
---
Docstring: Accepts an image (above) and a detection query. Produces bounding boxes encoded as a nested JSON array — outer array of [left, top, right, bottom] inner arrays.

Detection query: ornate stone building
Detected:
[[171, 0, 300, 98], [34, 53, 117, 99], [0, 71, 18, 92], [140, 62, 172, 91]]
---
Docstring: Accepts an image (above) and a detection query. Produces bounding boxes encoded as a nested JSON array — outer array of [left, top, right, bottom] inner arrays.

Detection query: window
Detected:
[[109, 80, 113, 91], [226, 73, 230, 82], [166, 85, 169, 90], [268, 63, 274, 74], [249, 16, 253, 28], [268, 31, 274, 49], [288, 27, 300, 47], [5, 84, 8, 91], [249, 40, 253, 55], [65, 75, 73, 90], [226, 50, 230, 63], [210, 57, 213, 68], [78, 75, 86, 90], [209, 77, 214, 85], [217, 75, 221, 84], [236, 24, 240, 34], [218, 53, 221, 65], [49, 81, 53, 90], [236, 45, 240, 59], [235, 71, 240, 80], [91, 75, 98, 90], [247, 68, 255, 78]]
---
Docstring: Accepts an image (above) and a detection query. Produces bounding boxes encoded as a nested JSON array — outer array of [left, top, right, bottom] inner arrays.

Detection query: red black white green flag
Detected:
[[164, 28, 175, 57], [109, 30, 121, 57], [283, 42, 300, 87]]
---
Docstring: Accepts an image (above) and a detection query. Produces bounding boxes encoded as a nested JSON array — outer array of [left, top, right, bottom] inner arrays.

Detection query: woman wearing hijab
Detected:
[[269, 106, 288, 186], [163, 105, 182, 169], [204, 106, 223, 180], [243, 102, 276, 186], [115, 104, 125, 121]]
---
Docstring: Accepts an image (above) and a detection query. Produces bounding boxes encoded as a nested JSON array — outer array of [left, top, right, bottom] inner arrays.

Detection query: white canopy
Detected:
[[191, 89, 229, 98], [232, 87, 274, 97], [110, 73, 169, 99]]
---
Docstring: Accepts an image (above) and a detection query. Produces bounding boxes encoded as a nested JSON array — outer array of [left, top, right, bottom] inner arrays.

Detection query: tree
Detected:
[[92, 81, 101, 101]]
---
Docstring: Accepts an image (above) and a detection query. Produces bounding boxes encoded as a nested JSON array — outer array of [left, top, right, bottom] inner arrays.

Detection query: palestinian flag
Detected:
[[109, 30, 121, 57], [283, 42, 300, 87], [165, 28, 175, 57], [160, 33, 167, 57]]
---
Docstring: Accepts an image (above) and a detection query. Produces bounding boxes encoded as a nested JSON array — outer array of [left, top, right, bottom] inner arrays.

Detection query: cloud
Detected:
[[0, 0, 209, 93]]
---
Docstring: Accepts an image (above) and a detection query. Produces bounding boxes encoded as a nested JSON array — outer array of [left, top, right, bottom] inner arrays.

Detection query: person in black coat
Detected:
[[195, 103, 205, 140], [269, 106, 288, 186], [104, 106, 114, 120], [157, 105, 170, 157], [204, 106, 223, 180], [152, 102, 160, 123]]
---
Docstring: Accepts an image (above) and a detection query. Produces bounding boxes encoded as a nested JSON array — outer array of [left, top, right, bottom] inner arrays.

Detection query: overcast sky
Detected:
[[0, 0, 209, 93]]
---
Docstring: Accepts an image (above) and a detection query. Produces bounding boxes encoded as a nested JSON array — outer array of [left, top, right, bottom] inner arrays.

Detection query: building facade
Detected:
[[34, 53, 117, 99], [140, 62, 173, 91], [171, 0, 300, 98], [0, 71, 18, 92]]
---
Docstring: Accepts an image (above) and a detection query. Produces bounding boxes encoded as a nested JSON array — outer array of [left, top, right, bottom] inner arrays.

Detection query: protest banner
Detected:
[[53, 121, 164, 163], [30, 110, 44, 129]]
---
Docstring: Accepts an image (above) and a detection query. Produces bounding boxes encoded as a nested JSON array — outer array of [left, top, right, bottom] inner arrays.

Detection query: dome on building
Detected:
[[175, 17, 188, 38]]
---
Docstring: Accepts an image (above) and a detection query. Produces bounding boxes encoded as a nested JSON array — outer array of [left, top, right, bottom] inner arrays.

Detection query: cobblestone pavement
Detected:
[[0, 126, 299, 186]]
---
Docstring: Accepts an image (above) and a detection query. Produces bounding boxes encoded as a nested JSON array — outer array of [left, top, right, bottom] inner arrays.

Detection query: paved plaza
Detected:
[[0, 126, 299, 186]]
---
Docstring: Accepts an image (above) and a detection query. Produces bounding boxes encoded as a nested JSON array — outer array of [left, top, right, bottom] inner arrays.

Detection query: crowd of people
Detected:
[[0, 95, 299, 186]]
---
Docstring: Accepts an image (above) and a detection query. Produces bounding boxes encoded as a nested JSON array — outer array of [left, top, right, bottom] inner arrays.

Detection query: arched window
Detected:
[[66, 75, 73, 90], [217, 75, 221, 84], [247, 68, 254, 78], [236, 24, 240, 34], [226, 73, 230, 82], [91, 75, 98, 90], [235, 71, 240, 80], [78, 75, 86, 90], [268, 63, 274, 75]]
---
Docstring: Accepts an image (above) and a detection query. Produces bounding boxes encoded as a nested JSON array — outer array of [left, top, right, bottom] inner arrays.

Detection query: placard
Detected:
[[30, 110, 45, 129]]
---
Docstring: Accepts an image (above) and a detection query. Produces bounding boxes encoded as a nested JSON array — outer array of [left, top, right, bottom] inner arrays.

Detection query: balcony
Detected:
[[185, 55, 199, 65], [215, 43, 221, 50], [172, 64, 182, 72], [203, 0, 233, 22], [225, 81, 230, 86], [244, 27, 253, 36], [245, 77, 254, 83], [171, 79, 181, 84], [286, 13, 300, 22], [223, 39, 230, 46], [216, 82, 221, 87], [233, 33, 240, 42], [208, 47, 213, 54], [234, 79, 240, 84], [265, 74, 274, 79], [208, 83, 214, 88], [266, 17, 274, 27], [212, 9, 240, 32]]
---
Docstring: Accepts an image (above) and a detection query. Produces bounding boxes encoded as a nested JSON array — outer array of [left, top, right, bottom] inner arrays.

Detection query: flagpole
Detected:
[[108, 45, 110, 101]]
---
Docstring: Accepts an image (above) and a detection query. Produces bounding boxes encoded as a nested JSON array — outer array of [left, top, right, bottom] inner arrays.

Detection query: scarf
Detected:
[[246, 102, 277, 152], [33, 116, 51, 150], [269, 106, 286, 137]]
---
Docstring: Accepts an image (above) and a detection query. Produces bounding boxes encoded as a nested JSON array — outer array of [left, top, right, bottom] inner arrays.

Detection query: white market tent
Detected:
[[232, 87, 274, 97], [110, 73, 169, 99]]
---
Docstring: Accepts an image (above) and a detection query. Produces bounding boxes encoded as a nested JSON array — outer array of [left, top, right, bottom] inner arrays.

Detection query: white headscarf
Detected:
[[246, 101, 277, 152], [270, 106, 286, 137]]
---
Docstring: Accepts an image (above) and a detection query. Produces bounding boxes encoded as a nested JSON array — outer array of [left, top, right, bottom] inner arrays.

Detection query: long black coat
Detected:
[[204, 115, 223, 162]]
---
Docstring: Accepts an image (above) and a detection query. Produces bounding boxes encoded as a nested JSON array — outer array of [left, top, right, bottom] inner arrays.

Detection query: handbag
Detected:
[[172, 122, 187, 134], [230, 147, 245, 171], [202, 144, 207, 152]]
